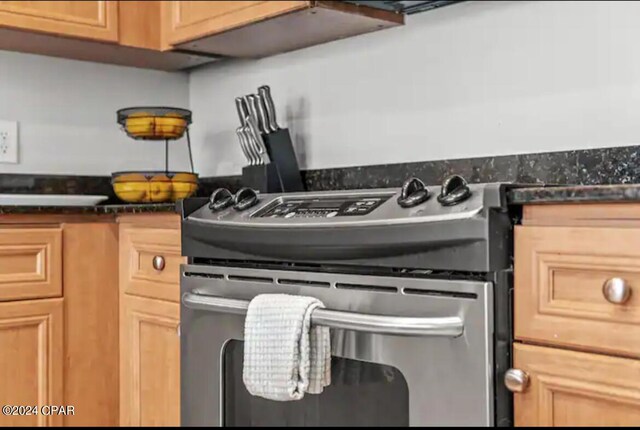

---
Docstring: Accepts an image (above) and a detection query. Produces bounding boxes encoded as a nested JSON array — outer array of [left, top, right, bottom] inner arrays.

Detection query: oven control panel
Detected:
[[255, 195, 390, 218]]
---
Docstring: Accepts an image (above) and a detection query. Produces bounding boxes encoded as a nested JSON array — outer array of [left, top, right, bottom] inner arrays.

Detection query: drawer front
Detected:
[[0, 227, 62, 301], [120, 226, 182, 302], [515, 226, 640, 357]]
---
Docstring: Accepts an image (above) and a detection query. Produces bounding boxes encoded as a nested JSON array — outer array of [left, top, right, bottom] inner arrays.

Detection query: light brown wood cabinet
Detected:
[[514, 203, 640, 427], [514, 343, 640, 427], [119, 214, 182, 427], [162, 0, 403, 58], [120, 294, 180, 426], [0, 218, 122, 427], [0, 214, 181, 427], [0, 298, 64, 427], [0, 0, 119, 41], [0, 1, 402, 69], [162, 0, 308, 47]]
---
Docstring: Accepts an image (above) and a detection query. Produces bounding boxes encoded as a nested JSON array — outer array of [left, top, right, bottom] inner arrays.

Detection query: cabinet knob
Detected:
[[152, 255, 166, 271], [602, 277, 632, 304], [504, 368, 529, 393]]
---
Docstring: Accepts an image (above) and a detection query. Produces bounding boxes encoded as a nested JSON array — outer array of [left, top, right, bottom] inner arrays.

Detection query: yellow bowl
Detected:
[[123, 114, 188, 140], [111, 171, 198, 203]]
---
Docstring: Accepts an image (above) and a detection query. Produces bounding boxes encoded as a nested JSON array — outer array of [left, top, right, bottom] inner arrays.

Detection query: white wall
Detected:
[[0, 51, 190, 175], [189, 1, 640, 177]]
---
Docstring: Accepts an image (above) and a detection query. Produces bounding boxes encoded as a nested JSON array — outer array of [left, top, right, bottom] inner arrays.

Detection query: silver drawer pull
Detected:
[[504, 368, 529, 393], [182, 292, 464, 338], [602, 277, 632, 304], [152, 255, 166, 271]]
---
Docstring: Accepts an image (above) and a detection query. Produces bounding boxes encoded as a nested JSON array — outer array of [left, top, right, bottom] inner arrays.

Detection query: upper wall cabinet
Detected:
[[162, 0, 404, 58], [0, 1, 118, 41], [0, 1, 404, 69], [163, 1, 308, 47]]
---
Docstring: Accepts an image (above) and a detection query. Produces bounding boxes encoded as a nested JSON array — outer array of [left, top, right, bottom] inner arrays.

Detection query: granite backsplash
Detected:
[[2, 145, 639, 198], [301, 145, 640, 191]]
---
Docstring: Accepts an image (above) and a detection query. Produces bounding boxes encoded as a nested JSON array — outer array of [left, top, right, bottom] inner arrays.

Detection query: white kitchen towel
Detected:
[[243, 294, 331, 401]]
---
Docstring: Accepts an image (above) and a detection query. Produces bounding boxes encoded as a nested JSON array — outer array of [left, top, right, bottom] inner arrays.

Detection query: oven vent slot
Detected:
[[402, 288, 478, 300], [335, 283, 398, 293], [227, 275, 274, 283], [277, 278, 331, 288], [183, 272, 224, 279]]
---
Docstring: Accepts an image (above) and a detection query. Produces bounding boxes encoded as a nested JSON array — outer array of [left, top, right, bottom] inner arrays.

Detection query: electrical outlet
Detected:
[[0, 120, 18, 164]]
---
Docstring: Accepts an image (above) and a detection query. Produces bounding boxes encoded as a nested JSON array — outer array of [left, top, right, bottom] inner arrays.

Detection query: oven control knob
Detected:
[[233, 187, 259, 211], [209, 188, 234, 211], [397, 177, 430, 208], [438, 175, 471, 206]]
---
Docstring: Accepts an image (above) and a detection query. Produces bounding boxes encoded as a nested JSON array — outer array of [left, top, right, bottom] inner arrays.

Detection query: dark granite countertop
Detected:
[[5, 184, 640, 214], [0, 202, 177, 215], [508, 184, 640, 204]]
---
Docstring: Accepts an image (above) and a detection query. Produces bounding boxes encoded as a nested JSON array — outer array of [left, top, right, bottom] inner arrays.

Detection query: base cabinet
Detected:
[[120, 294, 180, 426], [0, 298, 63, 427]]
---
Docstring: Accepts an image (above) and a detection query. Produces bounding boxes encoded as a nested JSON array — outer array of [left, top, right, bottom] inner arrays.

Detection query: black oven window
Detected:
[[223, 340, 410, 427]]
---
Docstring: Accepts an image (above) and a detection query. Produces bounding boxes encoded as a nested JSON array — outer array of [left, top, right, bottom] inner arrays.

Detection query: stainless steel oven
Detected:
[[179, 177, 515, 427]]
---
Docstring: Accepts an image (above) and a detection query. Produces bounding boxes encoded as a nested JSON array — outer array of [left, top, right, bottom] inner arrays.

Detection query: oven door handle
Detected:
[[182, 292, 464, 338]]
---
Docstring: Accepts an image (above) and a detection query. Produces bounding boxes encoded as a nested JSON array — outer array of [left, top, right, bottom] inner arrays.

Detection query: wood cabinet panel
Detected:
[[514, 343, 640, 426], [515, 226, 640, 357], [120, 225, 183, 303], [0, 298, 63, 427], [0, 227, 62, 301], [118, 0, 161, 50], [0, 1, 118, 41], [162, 0, 309, 47], [62, 223, 119, 426], [120, 294, 180, 426]]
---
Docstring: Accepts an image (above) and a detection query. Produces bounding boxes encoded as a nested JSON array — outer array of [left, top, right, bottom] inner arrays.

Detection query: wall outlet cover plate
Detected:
[[0, 120, 18, 164]]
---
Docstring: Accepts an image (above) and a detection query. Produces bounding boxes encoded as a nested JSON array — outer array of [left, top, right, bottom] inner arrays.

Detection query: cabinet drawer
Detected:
[[515, 226, 640, 357], [120, 226, 182, 302], [0, 227, 62, 301]]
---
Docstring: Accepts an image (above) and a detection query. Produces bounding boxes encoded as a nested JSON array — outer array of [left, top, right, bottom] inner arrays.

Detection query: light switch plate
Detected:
[[0, 120, 18, 164]]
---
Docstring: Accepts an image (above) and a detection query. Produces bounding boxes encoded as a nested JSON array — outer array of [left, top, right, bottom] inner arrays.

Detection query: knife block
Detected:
[[242, 163, 281, 194], [262, 128, 304, 192]]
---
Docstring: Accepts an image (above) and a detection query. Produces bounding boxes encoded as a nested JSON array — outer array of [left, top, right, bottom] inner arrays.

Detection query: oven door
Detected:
[[181, 264, 494, 427]]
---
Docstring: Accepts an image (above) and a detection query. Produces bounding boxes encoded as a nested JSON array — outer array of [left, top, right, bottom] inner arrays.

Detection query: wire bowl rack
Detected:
[[116, 106, 194, 174]]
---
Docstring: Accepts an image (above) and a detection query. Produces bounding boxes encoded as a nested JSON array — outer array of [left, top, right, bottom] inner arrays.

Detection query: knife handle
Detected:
[[236, 126, 253, 165], [246, 94, 267, 135], [235, 97, 250, 127], [241, 126, 259, 165], [258, 85, 279, 132], [244, 114, 271, 165], [244, 95, 261, 133], [255, 94, 272, 135]]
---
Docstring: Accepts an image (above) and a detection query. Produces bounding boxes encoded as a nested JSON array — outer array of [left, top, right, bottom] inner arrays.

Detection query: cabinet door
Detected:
[[513, 343, 640, 426], [0, 1, 118, 41], [162, 0, 309, 46], [120, 294, 180, 426], [0, 298, 63, 427]]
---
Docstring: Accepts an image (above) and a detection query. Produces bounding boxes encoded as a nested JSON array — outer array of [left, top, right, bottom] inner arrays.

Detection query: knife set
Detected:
[[235, 85, 304, 193]]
